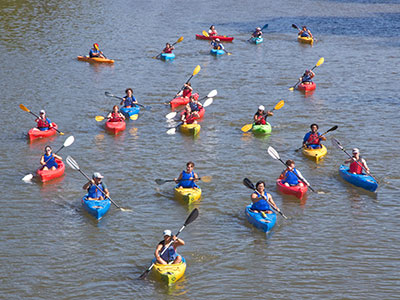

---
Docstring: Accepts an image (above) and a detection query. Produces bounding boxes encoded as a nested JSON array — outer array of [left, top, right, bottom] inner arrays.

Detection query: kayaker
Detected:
[[298, 26, 313, 38], [34, 110, 53, 131], [175, 161, 199, 189], [208, 25, 218, 37], [83, 172, 110, 200], [162, 43, 174, 54], [189, 95, 202, 114], [345, 148, 371, 175], [280, 160, 309, 187], [302, 123, 326, 149], [181, 104, 197, 125], [254, 105, 273, 125], [154, 229, 185, 265], [211, 38, 224, 50], [120, 88, 138, 108], [40, 146, 62, 171], [89, 43, 105, 58], [299, 69, 315, 85], [181, 83, 193, 99], [250, 181, 280, 214], [252, 27, 263, 38], [107, 105, 126, 122]]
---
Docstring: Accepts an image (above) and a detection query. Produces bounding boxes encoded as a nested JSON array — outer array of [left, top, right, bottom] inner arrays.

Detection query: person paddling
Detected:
[[40, 146, 62, 171], [208, 25, 218, 37], [120, 88, 138, 108], [107, 105, 126, 122], [34, 110, 54, 131], [299, 69, 315, 85], [252, 27, 263, 38], [162, 43, 175, 54], [344, 148, 371, 175], [154, 230, 185, 265], [298, 26, 313, 38], [254, 105, 273, 125], [211, 38, 224, 50], [83, 172, 110, 200], [303, 123, 326, 149], [89, 43, 105, 58], [189, 95, 202, 115], [250, 181, 280, 215], [175, 161, 199, 189], [280, 160, 309, 187]]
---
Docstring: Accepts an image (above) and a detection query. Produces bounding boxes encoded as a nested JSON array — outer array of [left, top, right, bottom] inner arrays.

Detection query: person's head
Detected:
[[166, 43, 171, 47], [352, 148, 360, 157], [44, 145, 52, 153], [113, 105, 119, 112], [255, 180, 265, 192], [215, 38, 220, 42], [258, 105, 265, 112], [92, 172, 104, 182], [93, 43, 99, 50], [286, 159, 295, 168], [190, 95, 196, 102], [40, 109, 46, 117], [310, 123, 318, 132], [163, 229, 172, 241], [184, 82, 191, 89], [302, 26, 307, 30], [125, 88, 133, 96], [210, 25, 215, 30], [186, 161, 194, 172], [256, 27, 261, 31]]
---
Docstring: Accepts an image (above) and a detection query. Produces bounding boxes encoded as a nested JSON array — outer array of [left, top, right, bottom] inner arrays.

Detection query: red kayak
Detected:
[[170, 93, 199, 110], [195, 34, 234, 42], [180, 106, 205, 121], [105, 120, 126, 134], [36, 159, 65, 182], [276, 179, 308, 199], [297, 82, 316, 92], [28, 123, 58, 141]]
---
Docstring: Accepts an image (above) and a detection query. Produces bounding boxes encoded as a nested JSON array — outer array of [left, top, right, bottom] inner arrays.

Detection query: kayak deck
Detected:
[[302, 144, 327, 162], [36, 159, 65, 182], [174, 186, 202, 204], [152, 257, 186, 285], [245, 204, 277, 233], [81, 195, 111, 220], [339, 165, 378, 192], [276, 178, 308, 199], [77, 56, 115, 64]]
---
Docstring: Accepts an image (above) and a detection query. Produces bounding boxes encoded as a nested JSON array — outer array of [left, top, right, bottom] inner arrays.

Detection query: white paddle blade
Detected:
[[207, 89, 218, 98], [267, 146, 280, 160], [166, 128, 177, 135], [105, 92, 114, 97], [64, 135, 75, 147], [66, 155, 80, 170], [331, 137, 343, 149], [22, 174, 34, 182], [203, 98, 213, 107], [166, 112, 177, 120]]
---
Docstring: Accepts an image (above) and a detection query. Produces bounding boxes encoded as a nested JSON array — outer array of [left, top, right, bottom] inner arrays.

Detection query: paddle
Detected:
[[138, 208, 199, 279], [104, 92, 152, 111], [22, 135, 75, 182], [155, 175, 212, 185], [94, 43, 107, 59], [243, 177, 287, 219], [241, 100, 285, 133], [152, 36, 184, 59], [96, 114, 137, 121], [331, 138, 378, 182], [203, 31, 232, 55], [267, 146, 317, 193], [66, 155, 131, 211], [247, 24, 268, 41], [295, 125, 338, 152], [288, 57, 324, 91], [165, 98, 213, 120], [292, 24, 300, 31], [167, 65, 201, 104], [19, 104, 64, 135]]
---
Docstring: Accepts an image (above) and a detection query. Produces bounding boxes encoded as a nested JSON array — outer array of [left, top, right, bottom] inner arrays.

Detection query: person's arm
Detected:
[[310, 71, 315, 78], [267, 193, 279, 211], [344, 157, 354, 164], [303, 133, 310, 146], [175, 172, 183, 183], [53, 154, 62, 160], [308, 30, 313, 38], [120, 97, 125, 106], [172, 236, 185, 247], [132, 96, 138, 104], [40, 155, 46, 166], [83, 180, 94, 190], [265, 111, 273, 117], [106, 112, 112, 119], [155, 244, 167, 264], [319, 133, 326, 141], [103, 188, 110, 199], [296, 169, 310, 186], [119, 113, 126, 120], [361, 158, 370, 173]]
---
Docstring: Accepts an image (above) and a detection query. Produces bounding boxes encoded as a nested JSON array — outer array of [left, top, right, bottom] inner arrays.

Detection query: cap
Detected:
[[40, 109, 45, 114], [258, 105, 265, 110], [256, 27, 261, 30], [163, 230, 172, 236], [352, 148, 360, 154], [92, 172, 104, 179], [215, 38, 220, 41]]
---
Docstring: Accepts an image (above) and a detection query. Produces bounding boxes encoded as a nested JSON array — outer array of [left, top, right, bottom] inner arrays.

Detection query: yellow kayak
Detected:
[[180, 123, 200, 136], [77, 55, 115, 64], [302, 144, 327, 162], [174, 187, 202, 204], [153, 257, 186, 285], [297, 36, 314, 45]]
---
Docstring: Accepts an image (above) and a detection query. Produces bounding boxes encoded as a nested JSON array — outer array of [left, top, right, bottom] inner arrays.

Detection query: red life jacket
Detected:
[[209, 30, 217, 36], [184, 111, 195, 124], [163, 47, 172, 53], [37, 118, 49, 128], [109, 112, 122, 122], [182, 89, 192, 98], [307, 132, 320, 145], [349, 159, 364, 174], [254, 113, 266, 125]]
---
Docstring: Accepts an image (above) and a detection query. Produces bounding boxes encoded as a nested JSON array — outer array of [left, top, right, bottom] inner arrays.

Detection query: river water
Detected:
[[1, 0, 399, 299]]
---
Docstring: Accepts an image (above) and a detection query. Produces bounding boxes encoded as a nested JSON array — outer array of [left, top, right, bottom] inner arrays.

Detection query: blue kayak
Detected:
[[160, 53, 175, 61], [339, 165, 378, 192], [82, 194, 111, 220], [210, 48, 225, 56], [245, 204, 277, 233], [251, 37, 263, 44], [120, 105, 140, 119]]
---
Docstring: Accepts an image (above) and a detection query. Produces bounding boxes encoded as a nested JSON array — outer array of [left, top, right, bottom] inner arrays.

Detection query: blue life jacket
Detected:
[[251, 191, 272, 211], [189, 102, 199, 111], [88, 183, 105, 199], [43, 153, 57, 169], [124, 96, 136, 107], [89, 49, 100, 57], [301, 32, 310, 37], [159, 241, 178, 263], [177, 170, 198, 188], [282, 168, 300, 185]]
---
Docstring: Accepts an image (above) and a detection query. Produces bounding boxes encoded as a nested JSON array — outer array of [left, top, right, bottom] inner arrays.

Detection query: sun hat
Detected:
[[163, 230, 172, 236], [92, 172, 104, 179], [258, 105, 265, 110], [352, 148, 360, 154]]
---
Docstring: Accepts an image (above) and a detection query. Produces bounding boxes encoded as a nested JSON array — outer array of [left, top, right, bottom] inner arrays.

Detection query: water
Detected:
[[1, 0, 400, 299]]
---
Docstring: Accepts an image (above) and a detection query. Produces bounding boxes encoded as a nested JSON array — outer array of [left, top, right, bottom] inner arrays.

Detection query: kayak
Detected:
[[105, 120, 126, 134], [81, 194, 111, 220], [339, 165, 378, 192], [302, 144, 327, 162], [77, 56, 115, 64], [245, 204, 277, 233], [36, 159, 65, 182], [297, 36, 314, 45], [180, 123, 200, 136], [152, 256, 186, 285], [180, 106, 205, 121], [251, 37, 263, 44], [210, 49, 225, 56], [195, 34, 234, 42], [170, 93, 199, 109], [160, 53, 175, 61], [276, 178, 308, 199], [120, 105, 140, 119], [252, 123, 272, 135], [298, 82, 316, 92], [28, 123, 58, 141], [174, 186, 202, 204]]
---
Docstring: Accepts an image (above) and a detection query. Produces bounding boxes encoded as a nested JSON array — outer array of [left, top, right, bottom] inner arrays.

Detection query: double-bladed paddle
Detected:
[[95, 114, 137, 121], [243, 177, 287, 219], [289, 57, 324, 91], [22, 135, 75, 182], [241, 100, 285, 133], [104, 91, 152, 111], [155, 176, 212, 185], [152, 36, 184, 59], [138, 208, 199, 279], [19, 104, 64, 135], [295, 125, 338, 151], [66, 155, 131, 211]]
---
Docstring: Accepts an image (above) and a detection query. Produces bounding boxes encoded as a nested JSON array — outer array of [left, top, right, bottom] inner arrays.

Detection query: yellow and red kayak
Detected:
[[77, 56, 114, 64]]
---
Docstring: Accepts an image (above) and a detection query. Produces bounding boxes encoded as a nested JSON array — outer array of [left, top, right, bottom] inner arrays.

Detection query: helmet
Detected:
[[215, 38, 220, 42], [258, 105, 265, 111]]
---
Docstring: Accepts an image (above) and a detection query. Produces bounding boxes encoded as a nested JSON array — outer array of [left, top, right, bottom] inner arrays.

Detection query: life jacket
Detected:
[[109, 112, 122, 122], [253, 31, 262, 37], [89, 49, 100, 57], [349, 158, 364, 174], [282, 168, 300, 185], [182, 88, 192, 98], [183, 111, 196, 124], [177, 170, 197, 188], [189, 101, 199, 111], [37, 117, 50, 129], [124, 96, 136, 107], [302, 74, 312, 83], [251, 191, 271, 211], [88, 183, 105, 199], [254, 112, 266, 125], [159, 240, 178, 263], [209, 30, 217, 36], [43, 153, 57, 169], [163, 47, 172, 53], [307, 132, 320, 145]]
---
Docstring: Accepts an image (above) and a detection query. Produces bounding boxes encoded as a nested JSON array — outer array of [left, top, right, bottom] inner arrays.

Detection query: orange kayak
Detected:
[[77, 56, 114, 64]]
